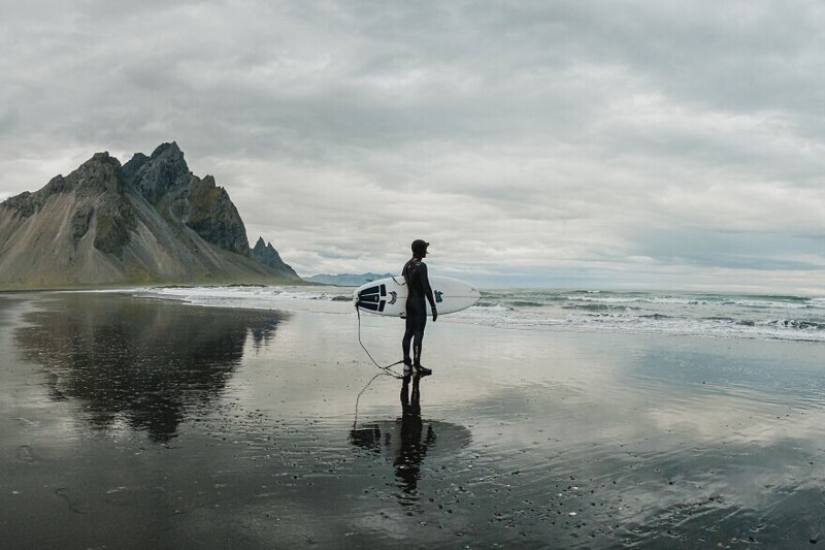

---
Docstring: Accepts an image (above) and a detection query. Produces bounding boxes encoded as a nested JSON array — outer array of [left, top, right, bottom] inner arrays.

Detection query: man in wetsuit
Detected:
[[402, 239, 438, 376]]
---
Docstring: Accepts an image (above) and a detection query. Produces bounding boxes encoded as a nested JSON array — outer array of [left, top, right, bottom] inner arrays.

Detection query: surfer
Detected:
[[402, 239, 437, 375]]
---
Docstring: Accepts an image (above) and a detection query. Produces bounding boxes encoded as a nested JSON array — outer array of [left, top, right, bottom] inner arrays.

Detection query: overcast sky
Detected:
[[1, 1, 823, 291]]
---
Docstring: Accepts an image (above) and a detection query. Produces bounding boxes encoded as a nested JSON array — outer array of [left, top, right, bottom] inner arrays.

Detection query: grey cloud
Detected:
[[1, 0, 824, 291], [630, 227, 825, 271], [0, 108, 20, 136]]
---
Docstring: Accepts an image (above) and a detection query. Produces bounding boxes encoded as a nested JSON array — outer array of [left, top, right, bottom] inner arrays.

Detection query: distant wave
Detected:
[[768, 319, 825, 330], [562, 303, 631, 312], [639, 313, 673, 320], [510, 300, 545, 308]]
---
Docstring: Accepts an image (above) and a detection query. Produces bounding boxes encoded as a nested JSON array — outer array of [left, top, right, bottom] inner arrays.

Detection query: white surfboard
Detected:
[[354, 275, 481, 317]]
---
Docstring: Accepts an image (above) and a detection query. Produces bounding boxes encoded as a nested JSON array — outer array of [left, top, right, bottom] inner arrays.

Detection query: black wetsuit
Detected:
[[402, 257, 434, 366]]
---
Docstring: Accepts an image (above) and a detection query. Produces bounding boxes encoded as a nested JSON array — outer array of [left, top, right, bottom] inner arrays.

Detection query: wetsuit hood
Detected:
[[411, 239, 429, 258]]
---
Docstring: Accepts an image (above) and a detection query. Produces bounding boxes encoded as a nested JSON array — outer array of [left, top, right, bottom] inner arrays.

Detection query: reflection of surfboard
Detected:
[[354, 276, 481, 317], [350, 420, 472, 457]]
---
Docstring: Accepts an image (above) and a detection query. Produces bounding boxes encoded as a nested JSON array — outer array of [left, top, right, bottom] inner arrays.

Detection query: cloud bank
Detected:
[[1, 0, 823, 291]]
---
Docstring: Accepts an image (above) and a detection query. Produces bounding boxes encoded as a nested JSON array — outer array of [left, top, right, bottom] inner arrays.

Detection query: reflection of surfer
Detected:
[[348, 374, 472, 505], [394, 374, 435, 495]]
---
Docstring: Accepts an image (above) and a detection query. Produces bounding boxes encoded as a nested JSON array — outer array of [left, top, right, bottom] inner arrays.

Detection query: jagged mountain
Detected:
[[251, 237, 299, 278], [0, 143, 301, 289]]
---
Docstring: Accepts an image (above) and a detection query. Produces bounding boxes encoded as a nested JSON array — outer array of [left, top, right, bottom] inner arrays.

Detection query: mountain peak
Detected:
[[125, 142, 190, 204], [251, 236, 299, 279], [150, 141, 183, 160], [75, 151, 124, 196]]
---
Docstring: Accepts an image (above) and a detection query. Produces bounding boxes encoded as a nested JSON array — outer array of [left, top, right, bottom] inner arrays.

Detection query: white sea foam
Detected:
[[105, 285, 825, 343]]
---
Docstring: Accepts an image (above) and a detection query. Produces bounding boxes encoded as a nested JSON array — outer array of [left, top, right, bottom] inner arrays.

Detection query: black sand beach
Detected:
[[2, 292, 825, 549]]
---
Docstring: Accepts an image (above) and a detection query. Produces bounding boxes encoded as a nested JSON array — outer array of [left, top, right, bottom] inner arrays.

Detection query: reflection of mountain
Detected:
[[15, 293, 284, 442]]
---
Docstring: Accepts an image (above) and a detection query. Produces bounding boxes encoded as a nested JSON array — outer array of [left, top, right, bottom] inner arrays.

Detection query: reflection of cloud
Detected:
[[443, 329, 825, 546], [648, 392, 822, 445], [15, 293, 284, 442]]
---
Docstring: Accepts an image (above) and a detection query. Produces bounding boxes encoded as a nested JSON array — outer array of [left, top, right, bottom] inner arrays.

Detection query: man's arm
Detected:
[[420, 263, 438, 322]]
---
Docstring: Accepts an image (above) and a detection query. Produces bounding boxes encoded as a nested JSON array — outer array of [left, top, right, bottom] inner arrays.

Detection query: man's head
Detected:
[[411, 239, 429, 258]]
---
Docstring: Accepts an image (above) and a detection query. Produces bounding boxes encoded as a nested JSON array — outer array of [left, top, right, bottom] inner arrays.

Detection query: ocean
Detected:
[[121, 285, 825, 343]]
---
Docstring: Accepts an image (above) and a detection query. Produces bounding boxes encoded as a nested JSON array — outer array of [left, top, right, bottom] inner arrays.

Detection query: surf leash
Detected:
[[354, 299, 404, 379], [352, 371, 386, 430]]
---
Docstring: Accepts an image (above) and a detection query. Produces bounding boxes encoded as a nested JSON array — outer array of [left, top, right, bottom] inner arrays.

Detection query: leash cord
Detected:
[[355, 301, 404, 379], [352, 371, 385, 430]]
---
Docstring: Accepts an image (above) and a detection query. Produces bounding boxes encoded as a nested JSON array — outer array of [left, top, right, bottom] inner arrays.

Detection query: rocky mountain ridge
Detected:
[[0, 143, 300, 289]]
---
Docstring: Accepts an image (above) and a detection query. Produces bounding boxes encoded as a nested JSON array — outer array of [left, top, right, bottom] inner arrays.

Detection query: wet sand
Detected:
[[2, 292, 825, 549]]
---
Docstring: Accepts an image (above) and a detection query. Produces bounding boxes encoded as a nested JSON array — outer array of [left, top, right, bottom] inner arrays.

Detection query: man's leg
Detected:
[[412, 317, 431, 375], [402, 313, 414, 366]]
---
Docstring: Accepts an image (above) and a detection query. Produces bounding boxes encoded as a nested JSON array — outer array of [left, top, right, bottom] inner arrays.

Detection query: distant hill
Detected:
[[0, 143, 301, 289], [305, 272, 395, 287]]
